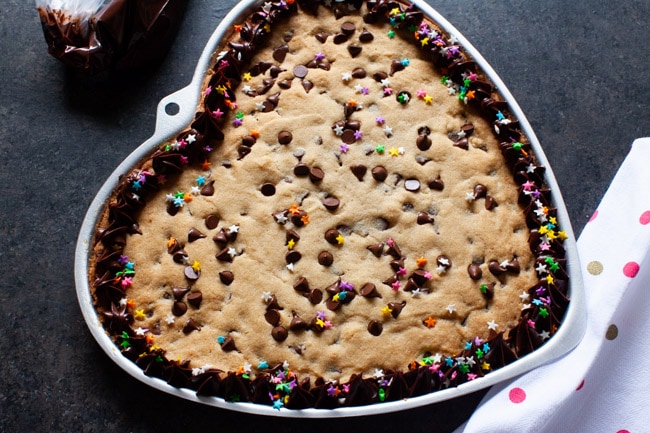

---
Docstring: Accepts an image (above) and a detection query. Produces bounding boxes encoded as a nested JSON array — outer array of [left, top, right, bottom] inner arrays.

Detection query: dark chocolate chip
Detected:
[[213, 228, 228, 245], [187, 291, 202, 308], [219, 270, 234, 285], [371, 166, 388, 182], [390, 60, 405, 76], [293, 162, 310, 177], [418, 126, 431, 136], [278, 79, 293, 89], [387, 301, 406, 319], [323, 197, 340, 211], [237, 145, 252, 159], [184, 265, 200, 280], [366, 243, 384, 257], [404, 178, 421, 192], [219, 335, 237, 351], [272, 44, 289, 63], [480, 282, 495, 300], [473, 184, 488, 199], [488, 260, 506, 276], [341, 129, 357, 144], [261, 183, 276, 196], [454, 138, 469, 150], [485, 195, 498, 210], [373, 71, 388, 82], [347, 45, 362, 58], [417, 212, 434, 225], [396, 90, 411, 104], [286, 229, 300, 244], [359, 28, 374, 42], [200, 180, 215, 196], [290, 312, 309, 330], [305, 288, 323, 304], [278, 130, 293, 144], [341, 21, 356, 35], [325, 228, 341, 245], [265, 309, 281, 326], [272, 326, 288, 342], [301, 79, 314, 93], [437, 255, 452, 269], [416, 134, 432, 151], [293, 277, 310, 293], [293, 64, 308, 79], [428, 176, 445, 191], [215, 246, 235, 262], [167, 237, 182, 254], [172, 249, 188, 264], [318, 251, 334, 266], [205, 214, 220, 230], [182, 318, 201, 334], [333, 33, 348, 44], [367, 320, 383, 336], [326, 298, 341, 311], [468, 263, 483, 280], [269, 65, 284, 78], [360, 282, 381, 298], [315, 32, 329, 43], [172, 286, 189, 300], [385, 240, 402, 258], [410, 269, 429, 286], [265, 294, 283, 311], [351, 67, 366, 78], [403, 278, 419, 292], [461, 123, 475, 136], [351, 164, 367, 181], [506, 257, 520, 274], [285, 250, 302, 264], [172, 301, 187, 316], [309, 167, 324, 183], [188, 227, 206, 242]]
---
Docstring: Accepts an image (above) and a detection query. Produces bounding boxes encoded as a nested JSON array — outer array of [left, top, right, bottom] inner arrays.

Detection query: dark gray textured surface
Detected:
[[0, 1, 647, 432]]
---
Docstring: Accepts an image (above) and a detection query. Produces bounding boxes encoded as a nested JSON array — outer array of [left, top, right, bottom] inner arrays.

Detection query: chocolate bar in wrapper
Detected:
[[37, 0, 188, 74]]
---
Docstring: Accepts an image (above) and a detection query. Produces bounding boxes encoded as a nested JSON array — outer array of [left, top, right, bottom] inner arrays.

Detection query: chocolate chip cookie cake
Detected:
[[89, 0, 570, 409]]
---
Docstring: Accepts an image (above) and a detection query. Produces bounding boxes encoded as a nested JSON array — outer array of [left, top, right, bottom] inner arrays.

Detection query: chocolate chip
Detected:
[[182, 318, 201, 334], [278, 79, 293, 89], [200, 180, 215, 196], [187, 291, 202, 308], [286, 229, 300, 244], [188, 227, 206, 242], [305, 288, 323, 304], [265, 294, 283, 311], [272, 326, 288, 342], [269, 65, 284, 78], [309, 167, 324, 183], [323, 197, 340, 211], [388, 301, 406, 318], [385, 240, 402, 258], [350, 164, 367, 181], [167, 238, 182, 254], [390, 60, 405, 76], [417, 212, 434, 225], [397, 90, 411, 104], [485, 195, 498, 210], [293, 64, 308, 79], [371, 166, 388, 182], [404, 178, 421, 192], [215, 246, 235, 262], [366, 243, 384, 257], [241, 135, 256, 147], [318, 251, 333, 266], [437, 255, 452, 269], [315, 32, 329, 43], [351, 67, 366, 78], [293, 162, 310, 177], [360, 282, 381, 298], [359, 28, 374, 42], [237, 145, 252, 159], [454, 138, 469, 150], [293, 277, 310, 293], [505, 257, 520, 274], [333, 33, 348, 44], [184, 265, 200, 280], [468, 263, 483, 280], [326, 298, 341, 311], [473, 184, 488, 199], [416, 134, 432, 151], [418, 126, 431, 136], [264, 309, 281, 326], [341, 129, 357, 144], [461, 123, 475, 137], [172, 249, 188, 264], [172, 286, 189, 300], [261, 183, 276, 196], [341, 21, 356, 35], [480, 282, 495, 300], [290, 312, 309, 330], [219, 335, 237, 351], [205, 214, 220, 230], [278, 130, 293, 145], [372, 71, 388, 82], [410, 269, 429, 286], [301, 79, 314, 93], [325, 228, 341, 245], [285, 250, 302, 264], [403, 278, 419, 292], [367, 320, 383, 336], [272, 44, 289, 63], [345, 120, 361, 130], [428, 176, 444, 191], [213, 228, 228, 245], [219, 270, 234, 285], [347, 45, 362, 58], [172, 301, 187, 316]]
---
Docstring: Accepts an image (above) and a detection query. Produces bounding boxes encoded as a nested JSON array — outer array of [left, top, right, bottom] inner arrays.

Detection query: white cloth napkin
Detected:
[[454, 137, 650, 433]]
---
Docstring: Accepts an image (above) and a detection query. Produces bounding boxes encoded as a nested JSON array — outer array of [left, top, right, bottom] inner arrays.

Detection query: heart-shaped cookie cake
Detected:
[[90, 0, 570, 409]]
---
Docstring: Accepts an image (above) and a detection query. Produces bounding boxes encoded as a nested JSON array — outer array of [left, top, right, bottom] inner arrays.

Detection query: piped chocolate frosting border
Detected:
[[89, 0, 570, 409]]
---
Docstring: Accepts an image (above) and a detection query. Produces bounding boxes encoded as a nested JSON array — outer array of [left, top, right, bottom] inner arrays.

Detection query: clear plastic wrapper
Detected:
[[36, 0, 188, 75]]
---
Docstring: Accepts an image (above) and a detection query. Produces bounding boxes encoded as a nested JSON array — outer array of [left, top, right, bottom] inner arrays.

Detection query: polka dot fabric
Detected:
[[454, 138, 650, 433]]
